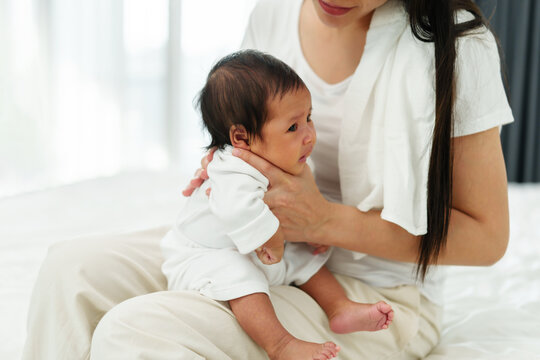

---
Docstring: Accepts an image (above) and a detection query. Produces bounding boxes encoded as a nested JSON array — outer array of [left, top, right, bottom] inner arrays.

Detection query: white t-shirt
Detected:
[[241, 0, 513, 304]]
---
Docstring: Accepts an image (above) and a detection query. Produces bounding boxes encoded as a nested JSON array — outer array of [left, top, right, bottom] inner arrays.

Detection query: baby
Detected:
[[160, 50, 394, 360]]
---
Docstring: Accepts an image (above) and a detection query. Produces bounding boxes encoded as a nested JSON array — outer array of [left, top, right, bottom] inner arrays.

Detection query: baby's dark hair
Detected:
[[196, 49, 307, 150]]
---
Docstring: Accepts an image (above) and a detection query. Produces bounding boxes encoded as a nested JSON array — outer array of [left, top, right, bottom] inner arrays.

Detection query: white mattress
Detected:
[[1, 170, 539, 359]]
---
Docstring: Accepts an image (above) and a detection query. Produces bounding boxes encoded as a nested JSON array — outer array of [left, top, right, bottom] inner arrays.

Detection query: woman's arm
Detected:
[[233, 127, 509, 266]]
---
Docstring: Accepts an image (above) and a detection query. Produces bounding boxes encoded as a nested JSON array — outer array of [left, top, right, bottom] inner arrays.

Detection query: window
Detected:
[[0, 0, 256, 198]]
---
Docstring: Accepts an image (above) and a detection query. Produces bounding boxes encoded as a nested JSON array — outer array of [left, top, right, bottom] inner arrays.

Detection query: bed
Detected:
[[1, 170, 539, 359]]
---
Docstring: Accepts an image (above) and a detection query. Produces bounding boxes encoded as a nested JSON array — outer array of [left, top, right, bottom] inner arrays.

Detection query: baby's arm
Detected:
[[255, 227, 284, 265], [208, 151, 280, 257]]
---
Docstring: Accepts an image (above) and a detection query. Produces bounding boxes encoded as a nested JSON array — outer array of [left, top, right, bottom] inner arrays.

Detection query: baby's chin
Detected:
[[283, 162, 306, 176]]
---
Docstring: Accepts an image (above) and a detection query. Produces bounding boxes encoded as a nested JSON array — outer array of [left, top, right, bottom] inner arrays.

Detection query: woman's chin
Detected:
[[315, 11, 351, 28], [312, 0, 356, 28]]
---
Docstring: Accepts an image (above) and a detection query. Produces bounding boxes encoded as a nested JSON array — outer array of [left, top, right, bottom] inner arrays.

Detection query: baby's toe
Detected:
[[376, 301, 393, 314]]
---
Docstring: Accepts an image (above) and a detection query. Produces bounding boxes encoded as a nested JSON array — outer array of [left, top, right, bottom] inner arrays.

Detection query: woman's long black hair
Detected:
[[401, 0, 486, 280]]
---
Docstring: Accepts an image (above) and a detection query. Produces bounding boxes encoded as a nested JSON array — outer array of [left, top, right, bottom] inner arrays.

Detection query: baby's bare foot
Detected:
[[329, 301, 394, 334], [270, 337, 340, 360]]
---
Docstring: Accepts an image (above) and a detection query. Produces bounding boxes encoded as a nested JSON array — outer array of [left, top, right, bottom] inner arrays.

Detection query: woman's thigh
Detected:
[[91, 275, 441, 360], [23, 226, 169, 360], [43, 225, 169, 307]]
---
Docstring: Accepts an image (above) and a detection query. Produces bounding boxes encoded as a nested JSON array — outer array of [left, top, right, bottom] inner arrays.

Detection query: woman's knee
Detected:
[[91, 293, 192, 358], [40, 235, 120, 286], [91, 292, 265, 360], [91, 297, 140, 346], [39, 230, 166, 294]]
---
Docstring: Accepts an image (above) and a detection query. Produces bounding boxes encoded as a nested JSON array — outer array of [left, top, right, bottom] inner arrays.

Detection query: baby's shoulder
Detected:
[[208, 147, 269, 186]]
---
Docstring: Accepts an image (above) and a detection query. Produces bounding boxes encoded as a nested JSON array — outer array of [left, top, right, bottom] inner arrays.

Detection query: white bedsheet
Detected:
[[1, 170, 539, 359]]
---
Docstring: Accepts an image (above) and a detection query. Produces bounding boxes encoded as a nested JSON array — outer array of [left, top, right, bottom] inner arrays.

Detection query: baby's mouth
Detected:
[[299, 147, 313, 162]]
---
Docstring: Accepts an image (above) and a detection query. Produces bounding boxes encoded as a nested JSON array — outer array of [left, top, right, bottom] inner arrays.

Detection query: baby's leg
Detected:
[[229, 293, 339, 360], [299, 267, 394, 333]]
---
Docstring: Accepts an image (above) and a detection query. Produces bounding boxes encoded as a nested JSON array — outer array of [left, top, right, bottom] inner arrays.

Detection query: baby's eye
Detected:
[[288, 123, 298, 132], [307, 114, 312, 122]]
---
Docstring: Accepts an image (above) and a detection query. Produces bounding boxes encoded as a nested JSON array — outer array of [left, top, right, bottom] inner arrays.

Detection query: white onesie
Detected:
[[161, 145, 331, 301]]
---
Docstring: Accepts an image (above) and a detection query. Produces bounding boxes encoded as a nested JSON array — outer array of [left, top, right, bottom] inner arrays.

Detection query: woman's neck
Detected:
[[299, 0, 373, 84]]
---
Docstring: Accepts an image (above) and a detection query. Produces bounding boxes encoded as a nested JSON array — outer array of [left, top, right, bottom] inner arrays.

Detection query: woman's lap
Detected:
[[91, 276, 440, 360], [24, 226, 441, 360]]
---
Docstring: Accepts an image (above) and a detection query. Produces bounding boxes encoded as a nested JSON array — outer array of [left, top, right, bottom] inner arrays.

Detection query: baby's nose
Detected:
[[303, 126, 316, 144]]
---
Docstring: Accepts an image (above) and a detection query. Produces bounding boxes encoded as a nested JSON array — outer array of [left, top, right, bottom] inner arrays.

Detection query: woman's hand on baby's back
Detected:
[[182, 148, 216, 197]]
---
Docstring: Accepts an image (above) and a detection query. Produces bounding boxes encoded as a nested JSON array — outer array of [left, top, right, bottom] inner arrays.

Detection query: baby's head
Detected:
[[197, 50, 315, 175]]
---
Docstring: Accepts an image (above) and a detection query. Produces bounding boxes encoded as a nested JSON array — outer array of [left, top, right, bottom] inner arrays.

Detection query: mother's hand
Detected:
[[232, 148, 331, 243], [182, 148, 216, 197]]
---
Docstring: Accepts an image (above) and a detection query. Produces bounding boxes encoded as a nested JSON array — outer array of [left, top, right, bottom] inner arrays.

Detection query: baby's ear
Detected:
[[230, 125, 251, 150]]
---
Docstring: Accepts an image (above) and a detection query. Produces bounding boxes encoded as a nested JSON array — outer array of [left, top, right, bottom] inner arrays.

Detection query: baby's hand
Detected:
[[255, 228, 284, 265], [307, 242, 329, 255], [255, 245, 283, 265]]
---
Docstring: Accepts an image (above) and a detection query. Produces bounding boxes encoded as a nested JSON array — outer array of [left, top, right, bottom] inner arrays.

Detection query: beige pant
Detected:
[[23, 226, 441, 360]]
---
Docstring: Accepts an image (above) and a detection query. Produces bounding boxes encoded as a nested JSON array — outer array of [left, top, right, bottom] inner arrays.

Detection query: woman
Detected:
[[23, 0, 512, 359]]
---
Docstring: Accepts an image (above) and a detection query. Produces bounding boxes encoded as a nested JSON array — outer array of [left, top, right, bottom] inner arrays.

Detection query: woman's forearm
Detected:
[[309, 203, 419, 262], [310, 202, 507, 266]]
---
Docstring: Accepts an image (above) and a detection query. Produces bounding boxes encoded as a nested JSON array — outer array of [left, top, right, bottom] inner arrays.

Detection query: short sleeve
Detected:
[[453, 28, 514, 137], [207, 150, 279, 254]]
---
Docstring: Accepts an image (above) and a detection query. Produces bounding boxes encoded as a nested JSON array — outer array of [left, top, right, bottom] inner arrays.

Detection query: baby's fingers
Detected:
[[312, 244, 329, 255], [256, 247, 280, 265], [182, 177, 205, 197]]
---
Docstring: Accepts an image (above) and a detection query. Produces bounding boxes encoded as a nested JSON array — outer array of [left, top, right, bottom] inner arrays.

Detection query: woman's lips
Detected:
[[318, 0, 354, 16]]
